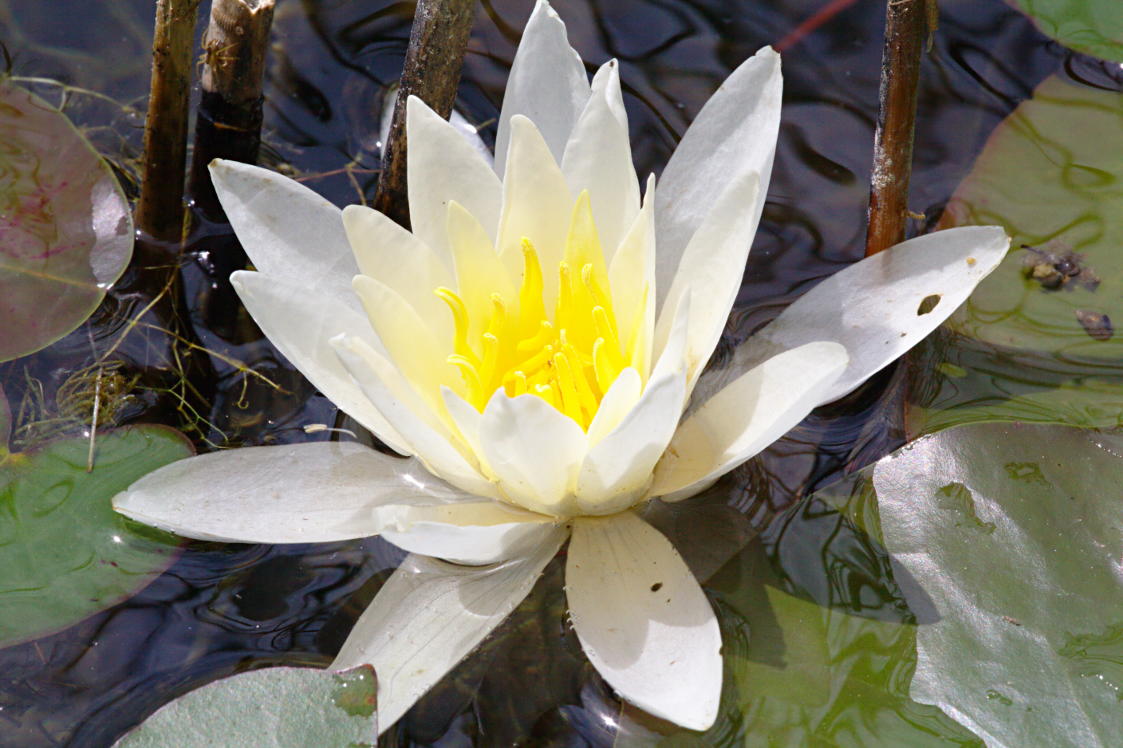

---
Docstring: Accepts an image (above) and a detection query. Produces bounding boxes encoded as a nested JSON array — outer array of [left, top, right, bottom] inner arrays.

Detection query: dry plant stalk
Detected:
[[188, 0, 276, 213], [374, 0, 477, 228], [137, 0, 202, 243], [865, 0, 929, 256]]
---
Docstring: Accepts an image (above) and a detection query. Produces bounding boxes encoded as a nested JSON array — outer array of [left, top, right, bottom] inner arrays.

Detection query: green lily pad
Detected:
[[1009, 1, 1123, 62], [0, 78, 133, 362], [0, 425, 190, 647], [939, 75, 1123, 362], [114, 665, 378, 747], [906, 332, 1123, 436], [875, 422, 1123, 747], [620, 472, 981, 746]]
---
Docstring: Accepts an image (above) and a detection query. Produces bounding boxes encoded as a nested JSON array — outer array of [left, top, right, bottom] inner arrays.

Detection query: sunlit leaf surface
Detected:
[[912, 75, 1123, 434], [0, 426, 189, 647], [875, 422, 1123, 748], [0, 79, 133, 362], [1009, 0, 1123, 62], [114, 665, 378, 747]]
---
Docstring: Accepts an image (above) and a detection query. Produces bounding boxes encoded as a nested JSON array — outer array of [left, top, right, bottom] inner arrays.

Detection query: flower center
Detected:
[[435, 196, 640, 430]]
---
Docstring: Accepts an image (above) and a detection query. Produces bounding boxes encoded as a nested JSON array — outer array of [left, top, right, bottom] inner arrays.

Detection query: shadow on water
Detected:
[[0, 0, 1081, 743]]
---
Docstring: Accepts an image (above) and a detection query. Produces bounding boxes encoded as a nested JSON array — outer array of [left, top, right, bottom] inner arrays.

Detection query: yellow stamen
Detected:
[[434, 200, 642, 430]]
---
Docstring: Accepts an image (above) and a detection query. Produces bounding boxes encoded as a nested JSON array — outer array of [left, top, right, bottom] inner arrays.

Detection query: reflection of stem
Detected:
[[374, 0, 477, 228], [864, 0, 928, 257], [137, 0, 202, 242]]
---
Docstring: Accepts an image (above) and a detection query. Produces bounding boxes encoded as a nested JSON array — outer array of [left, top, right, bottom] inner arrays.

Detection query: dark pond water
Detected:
[[0, 0, 1099, 744]]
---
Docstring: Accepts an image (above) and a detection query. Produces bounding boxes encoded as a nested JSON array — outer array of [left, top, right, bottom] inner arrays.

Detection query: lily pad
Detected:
[[938, 75, 1123, 362], [1009, 1, 1123, 62], [0, 78, 133, 362], [874, 422, 1123, 747], [620, 473, 981, 746], [114, 665, 378, 747], [0, 426, 190, 647]]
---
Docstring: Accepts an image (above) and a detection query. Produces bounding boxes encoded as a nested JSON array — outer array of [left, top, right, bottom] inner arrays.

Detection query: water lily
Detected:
[[113, 0, 1008, 733]]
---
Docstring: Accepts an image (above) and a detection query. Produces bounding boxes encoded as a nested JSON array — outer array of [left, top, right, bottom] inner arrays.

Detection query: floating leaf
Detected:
[[0, 426, 190, 647], [913, 75, 1123, 433], [114, 665, 378, 747], [0, 78, 133, 362], [1009, 1, 1123, 63], [619, 473, 981, 746], [874, 422, 1123, 747]]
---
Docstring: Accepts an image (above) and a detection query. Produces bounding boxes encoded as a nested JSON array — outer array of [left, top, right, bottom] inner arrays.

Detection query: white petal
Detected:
[[567, 512, 722, 730], [494, 0, 590, 175], [608, 175, 657, 378], [560, 60, 639, 256], [331, 531, 568, 732], [577, 298, 690, 514], [652, 341, 848, 502], [210, 160, 357, 302], [352, 274, 459, 399], [440, 386, 484, 459], [374, 502, 558, 565], [342, 203, 454, 345], [333, 335, 497, 499], [699, 226, 1011, 407], [406, 96, 503, 257], [113, 442, 466, 543], [654, 170, 760, 388], [654, 47, 781, 316], [585, 367, 641, 447], [496, 115, 573, 308], [479, 391, 587, 516], [231, 270, 409, 454]]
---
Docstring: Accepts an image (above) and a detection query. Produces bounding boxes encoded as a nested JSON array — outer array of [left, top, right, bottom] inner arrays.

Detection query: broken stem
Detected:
[[137, 0, 202, 243], [864, 0, 927, 256], [373, 0, 477, 228], [188, 0, 276, 217]]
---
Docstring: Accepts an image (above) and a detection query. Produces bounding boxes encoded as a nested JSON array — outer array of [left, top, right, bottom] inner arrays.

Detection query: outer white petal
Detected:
[[696, 226, 1011, 407], [333, 335, 497, 499], [113, 442, 467, 543], [231, 270, 409, 454], [331, 531, 568, 732], [496, 115, 573, 307], [210, 160, 357, 303], [342, 203, 454, 345], [652, 341, 849, 502], [576, 296, 690, 514], [560, 60, 639, 256], [654, 47, 781, 316], [654, 170, 760, 388], [608, 175, 657, 377], [479, 391, 587, 517], [406, 96, 503, 257], [566, 512, 722, 730], [494, 0, 590, 175], [373, 502, 558, 565]]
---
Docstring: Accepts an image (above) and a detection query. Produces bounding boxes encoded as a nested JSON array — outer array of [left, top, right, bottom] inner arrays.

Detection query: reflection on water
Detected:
[[0, 0, 1084, 744]]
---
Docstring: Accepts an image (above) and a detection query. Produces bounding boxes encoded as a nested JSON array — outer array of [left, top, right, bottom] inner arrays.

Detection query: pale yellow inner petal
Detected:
[[436, 190, 647, 430]]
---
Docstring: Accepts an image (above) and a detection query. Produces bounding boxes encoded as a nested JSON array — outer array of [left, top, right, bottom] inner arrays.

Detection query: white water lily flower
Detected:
[[113, 0, 1009, 733]]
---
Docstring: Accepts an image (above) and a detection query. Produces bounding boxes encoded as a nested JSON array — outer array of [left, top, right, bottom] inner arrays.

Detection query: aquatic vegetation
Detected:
[[112, 0, 1008, 733]]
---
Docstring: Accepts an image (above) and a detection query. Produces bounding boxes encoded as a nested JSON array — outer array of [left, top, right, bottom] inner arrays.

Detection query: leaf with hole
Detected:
[[0, 79, 133, 362], [875, 422, 1123, 747], [0, 426, 189, 647]]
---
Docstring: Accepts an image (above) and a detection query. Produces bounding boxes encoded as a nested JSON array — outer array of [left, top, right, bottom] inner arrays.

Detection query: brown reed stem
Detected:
[[373, 0, 477, 229], [137, 0, 202, 243], [864, 0, 927, 256]]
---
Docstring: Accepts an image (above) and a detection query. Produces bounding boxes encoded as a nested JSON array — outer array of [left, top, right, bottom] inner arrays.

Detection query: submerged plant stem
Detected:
[[865, 0, 928, 256], [137, 0, 202, 242], [374, 0, 476, 229]]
